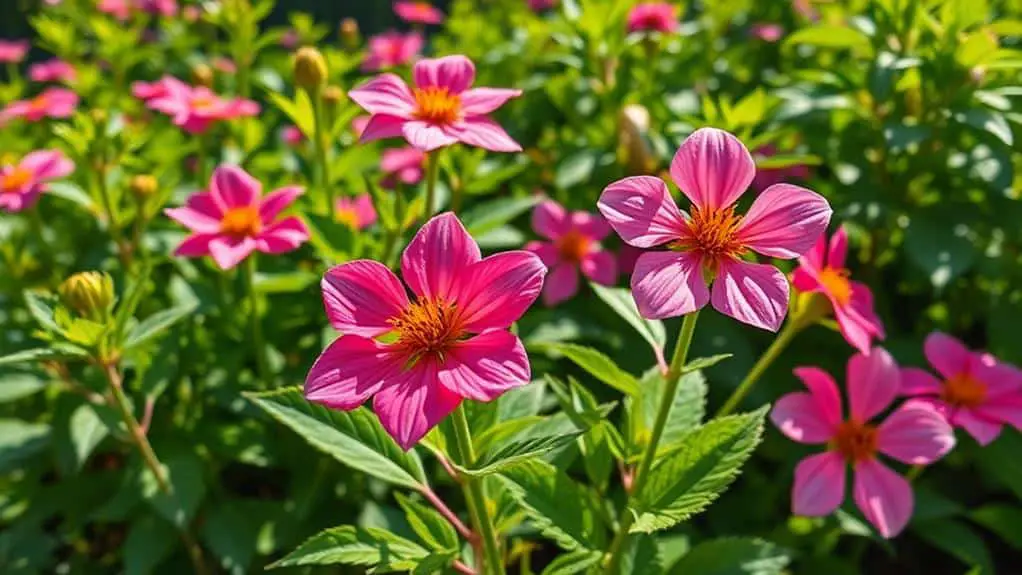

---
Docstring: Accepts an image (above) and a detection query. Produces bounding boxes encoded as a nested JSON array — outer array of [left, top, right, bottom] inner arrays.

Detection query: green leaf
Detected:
[[200, 501, 260, 573], [123, 303, 197, 350], [682, 355, 733, 375], [0, 372, 47, 402], [464, 158, 530, 195], [969, 505, 1022, 551], [462, 429, 585, 477], [23, 291, 61, 333], [541, 549, 603, 574], [0, 346, 89, 367], [783, 25, 873, 53], [266, 90, 315, 138], [246, 387, 426, 489], [461, 196, 542, 237], [554, 151, 598, 189], [666, 537, 790, 575], [45, 181, 96, 211], [124, 514, 176, 575], [538, 343, 641, 396], [254, 270, 319, 294], [412, 553, 458, 574], [142, 450, 207, 529], [955, 109, 1014, 147], [904, 213, 977, 289], [914, 519, 993, 574], [622, 534, 663, 575], [630, 408, 767, 533], [68, 403, 109, 471], [628, 370, 708, 460], [499, 460, 604, 551], [0, 419, 51, 471], [267, 525, 428, 570], [590, 284, 666, 360], [394, 493, 459, 552]]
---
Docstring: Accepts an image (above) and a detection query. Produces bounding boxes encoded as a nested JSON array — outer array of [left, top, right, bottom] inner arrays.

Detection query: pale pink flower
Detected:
[[349, 55, 522, 153], [901, 332, 1022, 446], [752, 144, 810, 192], [0, 150, 75, 212], [394, 1, 444, 24], [750, 23, 784, 42], [598, 128, 832, 331], [771, 348, 955, 538], [182, 4, 200, 22], [213, 57, 237, 74], [305, 213, 546, 449], [526, 200, 616, 305], [29, 59, 76, 83], [165, 165, 309, 270], [98, 0, 132, 19], [363, 31, 423, 72], [280, 125, 304, 147], [793, 227, 884, 354], [144, 79, 259, 134], [0, 88, 79, 124], [381, 147, 425, 187], [626, 2, 679, 34], [336, 195, 378, 230], [0, 40, 30, 64]]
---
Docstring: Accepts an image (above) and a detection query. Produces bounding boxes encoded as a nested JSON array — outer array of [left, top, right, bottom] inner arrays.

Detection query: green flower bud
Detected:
[[59, 271, 115, 321], [293, 47, 328, 92]]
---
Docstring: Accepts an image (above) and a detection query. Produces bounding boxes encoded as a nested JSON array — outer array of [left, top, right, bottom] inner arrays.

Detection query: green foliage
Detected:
[[666, 538, 790, 575], [267, 525, 428, 570]]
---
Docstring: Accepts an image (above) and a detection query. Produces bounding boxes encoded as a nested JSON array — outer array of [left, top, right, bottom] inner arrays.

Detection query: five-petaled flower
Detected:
[[771, 348, 956, 538], [0, 150, 75, 213], [29, 58, 76, 83], [363, 31, 423, 72], [348, 55, 522, 153], [141, 78, 259, 134], [526, 199, 617, 306], [394, 1, 444, 24], [335, 194, 378, 231], [900, 332, 1022, 446], [0, 40, 29, 64], [626, 2, 679, 34], [0, 88, 79, 125], [598, 127, 832, 331], [305, 213, 546, 449], [165, 165, 309, 270]]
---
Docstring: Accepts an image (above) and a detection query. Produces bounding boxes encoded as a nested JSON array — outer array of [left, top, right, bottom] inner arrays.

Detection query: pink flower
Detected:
[[165, 165, 310, 270], [363, 31, 423, 72], [771, 348, 955, 538], [349, 55, 522, 153], [626, 2, 679, 34], [793, 227, 884, 354], [132, 75, 186, 101], [394, 1, 444, 24], [352, 115, 370, 137], [901, 332, 1022, 446], [336, 195, 378, 230], [0, 40, 30, 64], [381, 147, 426, 187], [280, 125, 304, 147], [280, 29, 299, 50], [29, 59, 76, 83], [752, 144, 810, 192], [213, 57, 237, 74], [527, 0, 556, 11], [98, 0, 132, 19], [750, 23, 784, 42], [0, 150, 75, 212], [597, 128, 832, 331], [526, 200, 616, 305], [305, 213, 546, 449], [136, 0, 177, 17], [143, 79, 259, 134], [0, 88, 79, 124]]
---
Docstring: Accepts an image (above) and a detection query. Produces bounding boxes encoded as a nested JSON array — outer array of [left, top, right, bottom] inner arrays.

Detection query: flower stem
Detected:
[[450, 405, 505, 575], [604, 311, 700, 574], [420, 485, 476, 542], [715, 320, 801, 418], [905, 464, 924, 482], [311, 90, 335, 218], [243, 255, 269, 383], [103, 363, 170, 493], [424, 151, 440, 219]]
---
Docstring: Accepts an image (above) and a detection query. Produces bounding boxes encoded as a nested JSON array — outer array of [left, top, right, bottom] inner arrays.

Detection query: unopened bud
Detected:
[[340, 18, 360, 50], [323, 85, 344, 108], [618, 104, 656, 175], [59, 271, 115, 321], [293, 47, 328, 92], [129, 175, 158, 199], [89, 108, 108, 125], [192, 63, 214, 88]]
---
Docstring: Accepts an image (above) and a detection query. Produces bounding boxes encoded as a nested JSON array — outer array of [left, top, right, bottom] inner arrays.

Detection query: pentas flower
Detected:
[[752, 144, 809, 192], [165, 165, 309, 270], [0, 150, 74, 212], [0, 88, 78, 125], [336, 195, 377, 230], [598, 128, 832, 331], [29, 59, 76, 83], [526, 200, 616, 306], [381, 147, 425, 187], [771, 348, 955, 538], [0, 40, 30, 64], [394, 1, 444, 24], [901, 332, 1022, 445], [363, 31, 423, 72], [348, 55, 522, 153], [626, 2, 680, 34], [305, 213, 546, 449], [793, 227, 885, 355], [143, 79, 259, 134]]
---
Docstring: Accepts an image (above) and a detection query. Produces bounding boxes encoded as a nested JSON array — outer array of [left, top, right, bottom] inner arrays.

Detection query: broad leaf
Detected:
[[0, 419, 51, 471], [627, 370, 707, 460], [622, 534, 663, 575], [914, 519, 994, 574], [123, 303, 197, 350], [666, 537, 790, 575], [590, 284, 666, 362], [461, 430, 585, 477], [0, 346, 89, 367], [394, 493, 459, 552], [462, 195, 542, 237], [538, 343, 640, 396], [970, 505, 1022, 551], [124, 514, 176, 575], [23, 291, 61, 333], [68, 403, 109, 471], [783, 25, 873, 54], [268, 525, 428, 570], [0, 372, 47, 402]]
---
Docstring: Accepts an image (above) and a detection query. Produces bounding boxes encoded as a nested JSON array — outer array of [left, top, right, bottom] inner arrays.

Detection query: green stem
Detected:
[[244, 255, 269, 383], [451, 405, 504, 575], [424, 151, 440, 219], [197, 133, 211, 186], [905, 464, 924, 482], [715, 321, 801, 418], [604, 311, 700, 574], [96, 167, 120, 241], [311, 89, 334, 218], [104, 363, 170, 493]]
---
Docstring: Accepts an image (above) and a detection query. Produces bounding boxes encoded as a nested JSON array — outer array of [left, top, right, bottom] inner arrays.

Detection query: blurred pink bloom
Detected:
[[0, 88, 79, 124], [349, 55, 522, 153], [526, 200, 616, 306], [132, 75, 186, 101], [280, 29, 299, 49], [136, 0, 177, 16], [165, 165, 309, 270], [0, 40, 30, 64], [527, 0, 557, 11], [29, 59, 76, 83], [100, 0, 176, 18], [394, 1, 444, 24], [598, 127, 832, 331], [98, 0, 132, 19], [771, 348, 955, 538], [363, 31, 423, 72], [0, 150, 74, 212], [143, 79, 259, 134], [750, 23, 784, 42], [351, 115, 370, 137], [213, 57, 237, 74], [793, 227, 884, 354], [280, 125, 304, 147], [182, 4, 200, 22], [901, 332, 1022, 446], [381, 147, 425, 187], [626, 2, 679, 34], [305, 213, 546, 449], [335, 194, 377, 230], [793, 0, 820, 21], [752, 144, 810, 192]]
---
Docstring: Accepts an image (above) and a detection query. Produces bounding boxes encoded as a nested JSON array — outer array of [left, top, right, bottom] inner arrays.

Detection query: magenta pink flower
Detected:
[[598, 128, 832, 331], [29, 59, 76, 83], [132, 75, 186, 102], [394, 1, 444, 24], [348, 55, 522, 153], [793, 227, 884, 354], [280, 125, 304, 147], [901, 332, 1022, 446], [137, 0, 177, 17], [280, 29, 299, 50], [0, 150, 75, 212], [771, 348, 955, 538], [336, 195, 378, 230], [752, 144, 810, 192], [0, 88, 78, 125], [0, 40, 29, 64], [526, 200, 616, 306], [363, 31, 423, 72], [381, 147, 426, 187], [750, 23, 784, 42], [305, 214, 545, 449], [626, 2, 679, 34], [352, 115, 370, 138], [165, 165, 309, 270], [527, 0, 557, 11], [98, 0, 132, 19], [143, 79, 259, 134]]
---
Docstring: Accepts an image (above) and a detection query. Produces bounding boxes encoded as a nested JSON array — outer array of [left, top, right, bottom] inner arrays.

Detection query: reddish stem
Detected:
[[420, 486, 476, 542], [453, 560, 477, 575]]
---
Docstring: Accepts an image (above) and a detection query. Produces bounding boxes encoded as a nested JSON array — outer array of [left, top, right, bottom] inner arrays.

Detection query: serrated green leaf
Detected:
[[394, 493, 459, 552], [412, 553, 458, 574], [461, 195, 542, 237], [123, 303, 197, 350], [246, 387, 426, 489], [268, 525, 428, 570], [590, 284, 666, 361], [541, 549, 603, 574], [23, 291, 61, 333], [628, 370, 708, 461], [538, 343, 640, 396], [914, 519, 993, 574], [666, 537, 790, 575], [499, 460, 604, 551], [461, 429, 585, 477]]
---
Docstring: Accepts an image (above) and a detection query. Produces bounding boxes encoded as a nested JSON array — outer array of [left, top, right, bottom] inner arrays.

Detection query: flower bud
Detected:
[[129, 174, 158, 199], [340, 18, 360, 50], [293, 47, 328, 92], [59, 271, 115, 321], [89, 108, 108, 126], [323, 85, 344, 108], [192, 63, 214, 88], [618, 104, 656, 175]]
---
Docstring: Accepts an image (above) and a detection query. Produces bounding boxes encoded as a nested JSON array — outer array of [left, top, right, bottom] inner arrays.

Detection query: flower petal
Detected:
[[899, 367, 943, 396], [597, 176, 687, 248], [828, 226, 849, 269], [670, 127, 755, 211], [445, 117, 522, 152], [459, 87, 522, 115], [532, 200, 569, 240], [256, 217, 309, 253], [360, 114, 409, 143], [210, 165, 261, 209], [581, 250, 617, 286], [165, 193, 222, 233], [438, 331, 531, 402], [402, 120, 460, 151], [710, 259, 788, 332], [207, 236, 257, 270], [737, 184, 832, 259], [792, 452, 846, 517], [799, 233, 827, 274], [974, 394, 1022, 431], [847, 347, 900, 422], [401, 212, 481, 300], [348, 73, 416, 117], [630, 251, 708, 320], [173, 233, 217, 257], [259, 186, 303, 222], [20, 150, 73, 180], [771, 392, 837, 443], [923, 332, 971, 380], [571, 211, 611, 241], [305, 335, 404, 410], [413, 55, 475, 93], [793, 366, 844, 428], [877, 401, 956, 465], [853, 459, 913, 539], [456, 251, 547, 331], [542, 262, 579, 306], [953, 408, 1004, 446], [525, 241, 560, 267], [791, 267, 821, 293], [834, 284, 885, 357], [373, 360, 462, 450], [322, 260, 410, 337]]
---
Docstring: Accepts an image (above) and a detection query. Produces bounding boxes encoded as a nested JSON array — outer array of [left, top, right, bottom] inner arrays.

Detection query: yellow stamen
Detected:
[[831, 420, 878, 463], [220, 205, 262, 237], [942, 373, 987, 408], [818, 267, 853, 307], [413, 86, 461, 125], [0, 167, 33, 193], [556, 229, 591, 263], [674, 205, 746, 270], [390, 298, 466, 364]]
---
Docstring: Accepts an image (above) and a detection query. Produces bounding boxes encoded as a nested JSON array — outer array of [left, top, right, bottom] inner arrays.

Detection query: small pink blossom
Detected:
[[363, 31, 423, 72], [182, 4, 200, 22], [165, 165, 309, 270], [526, 200, 617, 305], [213, 57, 237, 74], [0, 150, 75, 212], [0, 40, 30, 64], [98, 0, 132, 19], [750, 23, 784, 42], [527, 0, 557, 11], [136, 0, 177, 17], [142, 78, 259, 134], [336, 195, 378, 230], [132, 75, 186, 102], [752, 144, 810, 192], [394, 1, 444, 25], [349, 55, 522, 153], [626, 2, 679, 34], [305, 213, 546, 449], [29, 59, 76, 83], [280, 125, 304, 147], [0, 88, 79, 125], [598, 127, 832, 331], [771, 348, 955, 538], [901, 332, 1022, 446], [352, 115, 370, 138], [381, 147, 425, 187], [280, 29, 299, 50], [793, 227, 885, 355]]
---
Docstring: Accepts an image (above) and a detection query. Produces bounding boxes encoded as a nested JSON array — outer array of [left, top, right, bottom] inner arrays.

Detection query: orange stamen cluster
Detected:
[[556, 229, 591, 263], [941, 372, 987, 408], [191, 94, 217, 111], [818, 267, 853, 307], [28, 94, 50, 112], [390, 298, 466, 363], [336, 207, 360, 229], [832, 420, 878, 463], [0, 167, 32, 193], [220, 205, 263, 237], [413, 86, 461, 125], [675, 205, 746, 269]]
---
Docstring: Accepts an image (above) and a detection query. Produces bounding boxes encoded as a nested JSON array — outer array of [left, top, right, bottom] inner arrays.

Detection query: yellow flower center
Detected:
[[674, 205, 746, 270], [28, 94, 50, 112], [942, 373, 987, 408], [336, 207, 360, 229], [191, 94, 217, 111], [413, 86, 461, 125], [220, 205, 262, 237], [556, 229, 591, 263], [1, 167, 32, 193], [411, 2, 433, 16], [390, 298, 466, 364], [831, 420, 878, 463], [818, 267, 852, 307]]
